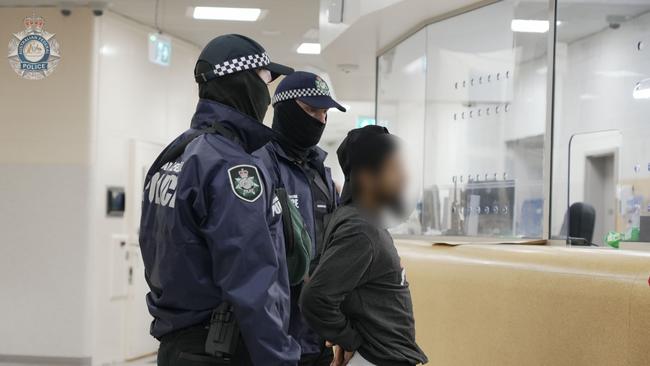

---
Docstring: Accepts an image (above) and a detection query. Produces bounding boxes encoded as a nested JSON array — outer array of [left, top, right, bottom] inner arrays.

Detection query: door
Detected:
[[124, 140, 164, 359], [584, 153, 616, 245], [124, 246, 158, 360]]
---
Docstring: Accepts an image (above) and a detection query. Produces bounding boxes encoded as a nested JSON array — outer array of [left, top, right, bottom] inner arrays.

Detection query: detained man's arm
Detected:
[[202, 164, 299, 366], [300, 231, 373, 351]]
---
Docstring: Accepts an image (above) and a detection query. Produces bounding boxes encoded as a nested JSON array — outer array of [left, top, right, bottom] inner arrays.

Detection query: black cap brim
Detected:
[[265, 62, 294, 81], [298, 95, 347, 112]]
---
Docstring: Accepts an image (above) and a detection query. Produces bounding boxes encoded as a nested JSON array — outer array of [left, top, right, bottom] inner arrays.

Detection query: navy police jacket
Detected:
[[139, 99, 300, 365], [255, 141, 338, 355]]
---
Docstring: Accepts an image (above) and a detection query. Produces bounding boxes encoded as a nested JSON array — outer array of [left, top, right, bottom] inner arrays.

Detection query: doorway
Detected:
[[124, 140, 164, 359], [584, 153, 616, 245]]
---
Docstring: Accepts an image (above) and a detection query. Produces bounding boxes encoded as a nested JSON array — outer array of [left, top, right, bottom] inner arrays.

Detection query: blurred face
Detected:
[[296, 99, 328, 124], [358, 151, 407, 214]]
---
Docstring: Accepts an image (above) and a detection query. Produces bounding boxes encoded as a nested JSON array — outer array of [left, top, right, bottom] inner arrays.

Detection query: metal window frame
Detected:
[[543, 0, 558, 241], [375, 0, 559, 242]]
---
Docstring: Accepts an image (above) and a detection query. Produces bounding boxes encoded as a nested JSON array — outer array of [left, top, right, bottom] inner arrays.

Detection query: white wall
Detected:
[[320, 100, 376, 187], [0, 7, 199, 363], [0, 8, 94, 359], [88, 11, 199, 365]]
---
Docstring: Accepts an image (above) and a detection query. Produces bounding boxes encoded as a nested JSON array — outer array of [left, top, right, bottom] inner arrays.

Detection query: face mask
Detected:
[[246, 72, 272, 121], [272, 100, 325, 155], [198, 64, 271, 122]]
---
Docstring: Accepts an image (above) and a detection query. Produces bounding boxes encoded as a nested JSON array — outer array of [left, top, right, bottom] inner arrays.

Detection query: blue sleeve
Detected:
[[202, 163, 300, 365]]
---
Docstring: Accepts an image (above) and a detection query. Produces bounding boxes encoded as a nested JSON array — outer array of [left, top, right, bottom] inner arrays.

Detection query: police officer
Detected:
[[255, 71, 346, 365], [139, 34, 300, 366]]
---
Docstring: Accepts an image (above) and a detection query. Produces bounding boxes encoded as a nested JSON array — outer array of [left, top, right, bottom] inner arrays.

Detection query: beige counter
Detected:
[[396, 239, 650, 365]]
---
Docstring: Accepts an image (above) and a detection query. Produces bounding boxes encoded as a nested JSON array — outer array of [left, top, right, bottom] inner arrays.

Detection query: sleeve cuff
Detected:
[[334, 326, 364, 352]]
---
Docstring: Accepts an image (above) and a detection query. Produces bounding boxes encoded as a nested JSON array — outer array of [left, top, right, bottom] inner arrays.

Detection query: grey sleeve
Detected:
[[299, 231, 373, 351]]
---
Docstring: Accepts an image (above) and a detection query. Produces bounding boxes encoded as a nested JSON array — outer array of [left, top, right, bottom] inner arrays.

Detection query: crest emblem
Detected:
[[315, 76, 329, 94], [228, 165, 263, 202], [8, 14, 61, 80]]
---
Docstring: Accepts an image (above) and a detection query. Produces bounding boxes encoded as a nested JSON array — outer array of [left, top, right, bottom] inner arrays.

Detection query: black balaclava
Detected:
[[272, 99, 326, 159], [337, 125, 398, 205], [196, 60, 271, 122]]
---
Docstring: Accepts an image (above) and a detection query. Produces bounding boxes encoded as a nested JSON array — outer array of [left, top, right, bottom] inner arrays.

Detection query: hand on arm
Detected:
[[326, 341, 354, 366]]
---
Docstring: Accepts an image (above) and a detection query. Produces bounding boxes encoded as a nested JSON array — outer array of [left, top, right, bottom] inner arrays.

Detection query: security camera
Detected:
[[89, 1, 107, 16], [606, 15, 627, 30], [59, 2, 74, 16]]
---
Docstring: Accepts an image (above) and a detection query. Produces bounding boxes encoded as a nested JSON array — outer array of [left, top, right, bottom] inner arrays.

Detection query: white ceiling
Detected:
[[5, 0, 646, 103], [0, 0, 492, 101], [0, 0, 326, 73], [6, 0, 650, 160], [318, 0, 485, 101], [556, 3, 650, 43], [318, 0, 650, 101]]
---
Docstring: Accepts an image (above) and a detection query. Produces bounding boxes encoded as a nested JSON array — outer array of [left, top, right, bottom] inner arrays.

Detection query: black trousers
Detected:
[[299, 347, 333, 366], [157, 326, 253, 366], [158, 325, 333, 366]]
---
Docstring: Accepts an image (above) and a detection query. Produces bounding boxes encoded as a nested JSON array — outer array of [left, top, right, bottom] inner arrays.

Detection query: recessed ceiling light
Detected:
[[511, 19, 549, 33], [297, 43, 321, 55], [192, 7, 262, 21]]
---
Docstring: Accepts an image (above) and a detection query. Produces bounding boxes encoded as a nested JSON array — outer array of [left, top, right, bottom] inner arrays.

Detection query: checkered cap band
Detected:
[[212, 52, 270, 77], [272, 88, 331, 105]]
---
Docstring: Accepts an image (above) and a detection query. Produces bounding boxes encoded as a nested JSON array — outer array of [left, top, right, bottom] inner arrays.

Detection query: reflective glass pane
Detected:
[[421, 0, 549, 238], [377, 29, 427, 234], [552, 1, 650, 247]]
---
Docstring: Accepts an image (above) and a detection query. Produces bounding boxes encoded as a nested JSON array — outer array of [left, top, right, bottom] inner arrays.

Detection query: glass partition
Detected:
[[378, 0, 551, 238], [377, 30, 427, 234], [377, 0, 650, 246], [552, 1, 650, 247]]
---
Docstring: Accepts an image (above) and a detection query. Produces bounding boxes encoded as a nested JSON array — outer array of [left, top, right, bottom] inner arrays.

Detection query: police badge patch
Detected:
[[228, 165, 263, 202], [7, 14, 61, 80], [315, 76, 329, 94]]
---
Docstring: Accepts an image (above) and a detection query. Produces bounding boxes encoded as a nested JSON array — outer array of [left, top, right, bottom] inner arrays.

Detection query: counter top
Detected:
[[394, 238, 650, 365]]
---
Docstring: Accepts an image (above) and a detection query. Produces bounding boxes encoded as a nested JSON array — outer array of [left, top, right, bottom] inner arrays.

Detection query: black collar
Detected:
[[191, 99, 275, 153], [273, 140, 327, 165]]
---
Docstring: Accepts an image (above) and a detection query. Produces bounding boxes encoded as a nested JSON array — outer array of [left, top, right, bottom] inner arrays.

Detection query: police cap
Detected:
[[195, 34, 293, 83], [271, 71, 346, 112]]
